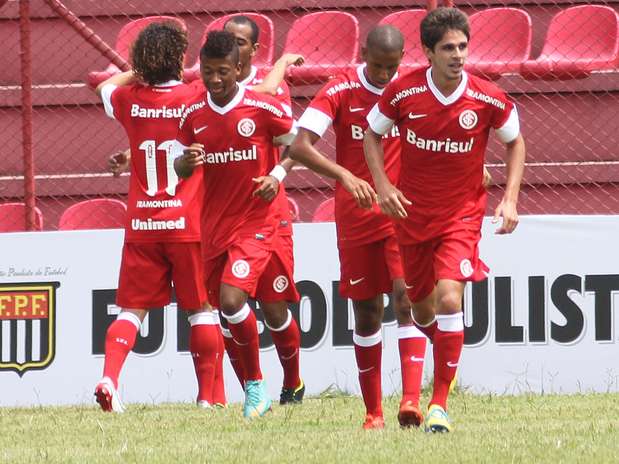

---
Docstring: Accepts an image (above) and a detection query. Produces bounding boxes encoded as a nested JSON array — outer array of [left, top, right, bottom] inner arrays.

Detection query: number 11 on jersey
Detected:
[[138, 139, 180, 197]]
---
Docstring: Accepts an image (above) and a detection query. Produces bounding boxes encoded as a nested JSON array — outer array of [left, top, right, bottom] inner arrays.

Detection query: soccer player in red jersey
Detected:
[[173, 31, 298, 418], [364, 8, 526, 432], [92, 22, 222, 412], [289, 25, 427, 430]]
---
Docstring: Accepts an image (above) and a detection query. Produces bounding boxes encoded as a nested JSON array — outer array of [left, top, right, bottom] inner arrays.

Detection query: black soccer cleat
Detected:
[[279, 379, 305, 405]]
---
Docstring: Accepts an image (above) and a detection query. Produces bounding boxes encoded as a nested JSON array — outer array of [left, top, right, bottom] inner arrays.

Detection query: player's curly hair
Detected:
[[420, 7, 470, 51], [200, 30, 240, 63], [131, 22, 188, 85]]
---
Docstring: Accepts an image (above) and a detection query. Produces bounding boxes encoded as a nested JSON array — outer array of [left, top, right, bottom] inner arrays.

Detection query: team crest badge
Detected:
[[231, 260, 250, 279], [0, 282, 60, 376], [237, 118, 256, 137], [460, 259, 474, 278], [273, 276, 289, 293], [459, 109, 478, 130]]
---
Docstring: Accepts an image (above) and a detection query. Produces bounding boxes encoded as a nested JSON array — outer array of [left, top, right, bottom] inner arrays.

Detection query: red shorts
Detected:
[[203, 238, 273, 306], [338, 234, 404, 300], [255, 235, 300, 303], [116, 241, 206, 310], [400, 227, 489, 303]]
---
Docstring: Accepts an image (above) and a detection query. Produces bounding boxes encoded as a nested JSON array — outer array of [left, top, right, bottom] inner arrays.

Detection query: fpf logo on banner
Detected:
[[0, 282, 60, 376]]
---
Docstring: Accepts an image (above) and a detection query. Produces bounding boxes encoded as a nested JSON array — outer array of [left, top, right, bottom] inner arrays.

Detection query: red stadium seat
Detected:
[[184, 13, 274, 82], [284, 11, 359, 85], [0, 203, 43, 232], [58, 198, 127, 230], [521, 5, 619, 80], [466, 8, 532, 80], [87, 16, 187, 88], [287, 196, 300, 222], [379, 9, 427, 73], [312, 197, 335, 222]]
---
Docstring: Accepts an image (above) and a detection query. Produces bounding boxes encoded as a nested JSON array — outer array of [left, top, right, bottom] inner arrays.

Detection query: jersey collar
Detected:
[[239, 65, 258, 86], [426, 67, 468, 106], [153, 80, 183, 87], [356, 64, 398, 96], [207, 84, 246, 115]]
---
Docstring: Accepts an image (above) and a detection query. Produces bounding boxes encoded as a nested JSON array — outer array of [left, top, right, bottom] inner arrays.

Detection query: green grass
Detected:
[[2, 392, 618, 463]]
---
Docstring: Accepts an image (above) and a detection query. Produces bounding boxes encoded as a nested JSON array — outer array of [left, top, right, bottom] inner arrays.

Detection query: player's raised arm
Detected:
[[493, 133, 526, 234], [252, 53, 304, 96], [364, 105, 410, 219], [94, 70, 136, 97]]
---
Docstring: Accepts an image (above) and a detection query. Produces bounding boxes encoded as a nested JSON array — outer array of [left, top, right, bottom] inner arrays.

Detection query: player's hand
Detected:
[[252, 176, 279, 201], [376, 182, 411, 219], [482, 166, 493, 190], [492, 198, 519, 234], [108, 150, 129, 177], [181, 143, 206, 168], [339, 170, 376, 209], [280, 53, 305, 67]]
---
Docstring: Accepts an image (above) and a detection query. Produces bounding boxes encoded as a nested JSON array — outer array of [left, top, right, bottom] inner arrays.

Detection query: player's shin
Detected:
[[212, 318, 227, 406], [430, 313, 464, 410], [222, 303, 263, 381], [353, 330, 383, 418], [265, 308, 301, 390], [188, 310, 220, 406], [397, 324, 427, 406], [102, 311, 141, 388]]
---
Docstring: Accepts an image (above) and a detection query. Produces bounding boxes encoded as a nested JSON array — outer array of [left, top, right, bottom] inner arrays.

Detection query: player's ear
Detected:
[[361, 46, 368, 62], [251, 42, 259, 58], [422, 45, 433, 62]]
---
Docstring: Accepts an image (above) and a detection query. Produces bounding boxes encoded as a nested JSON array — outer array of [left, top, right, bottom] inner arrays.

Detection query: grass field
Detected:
[[2, 391, 618, 463]]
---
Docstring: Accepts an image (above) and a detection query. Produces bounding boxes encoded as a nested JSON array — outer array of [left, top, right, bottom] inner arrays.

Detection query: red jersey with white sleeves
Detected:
[[175, 85, 296, 259], [298, 65, 401, 248], [367, 68, 520, 243], [101, 81, 202, 243]]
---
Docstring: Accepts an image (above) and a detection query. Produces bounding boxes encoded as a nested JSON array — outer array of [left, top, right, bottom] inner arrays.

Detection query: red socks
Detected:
[[212, 319, 226, 405], [266, 310, 301, 390], [102, 312, 140, 388], [223, 304, 262, 381], [353, 330, 383, 417], [188, 311, 220, 405], [430, 313, 464, 410], [413, 315, 437, 342], [397, 324, 427, 406]]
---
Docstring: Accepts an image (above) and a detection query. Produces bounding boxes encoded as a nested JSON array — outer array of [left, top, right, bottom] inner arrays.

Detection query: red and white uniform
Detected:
[[174, 85, 299, 304], [367, 68, 520, 301], [298, 65, 403, 300], [101, 81, 206, 309]]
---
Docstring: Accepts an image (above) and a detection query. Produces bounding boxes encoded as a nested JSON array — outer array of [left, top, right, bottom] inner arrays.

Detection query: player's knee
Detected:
[[353, 299, 383, 334], [261, 303, 287, 328], [437, 291, 462, 313], [219, 294, 245, 315]]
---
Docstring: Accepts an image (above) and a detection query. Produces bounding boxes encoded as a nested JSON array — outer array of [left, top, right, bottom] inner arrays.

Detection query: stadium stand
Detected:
[[58, 198, 126, 230], [521, 5, 619, 80], [379, 9, 427, 73], [466, 8, 532, 79], [312, 197, 335, 223], [0, 203, 43, 232], [87, 15, 187, 88], [284, 11, 359, 85], [184, 12, 274, 82]]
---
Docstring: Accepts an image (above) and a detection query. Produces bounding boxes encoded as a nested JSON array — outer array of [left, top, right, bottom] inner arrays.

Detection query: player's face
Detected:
[[362, 46, 403, 88], [200, 55, 241, 104], [224, 22, 258, 68], [424, 29, 468, 82]]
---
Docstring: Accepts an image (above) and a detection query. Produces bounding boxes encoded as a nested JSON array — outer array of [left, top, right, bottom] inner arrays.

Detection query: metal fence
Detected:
[[2, 0, 619, 231]]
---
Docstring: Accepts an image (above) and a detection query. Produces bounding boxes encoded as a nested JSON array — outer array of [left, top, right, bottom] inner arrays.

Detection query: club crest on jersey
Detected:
[[237, 118, 256, 137], [273, 275, 289, 293], [232, 260, 250, 279], [460, 259, 474, 278], [0, 282, 60, 376], [459, 110, 478, 130]]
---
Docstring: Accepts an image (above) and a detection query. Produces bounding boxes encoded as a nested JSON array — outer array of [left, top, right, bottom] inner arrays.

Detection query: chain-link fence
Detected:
[[3, 0, 619, 231]]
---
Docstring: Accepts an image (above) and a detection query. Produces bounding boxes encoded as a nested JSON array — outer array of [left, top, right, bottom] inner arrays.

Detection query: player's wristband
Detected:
[[269, 164, 287, 183]]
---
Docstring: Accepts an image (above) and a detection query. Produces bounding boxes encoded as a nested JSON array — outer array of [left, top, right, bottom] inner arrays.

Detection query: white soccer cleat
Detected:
[[196, 400, 212, 409], [94, 377, 125, 413]]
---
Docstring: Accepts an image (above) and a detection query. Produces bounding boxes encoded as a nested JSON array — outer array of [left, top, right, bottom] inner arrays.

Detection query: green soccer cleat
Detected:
[[425, 404, 453, 433], [243, 379, 272, 418], [280, 379, 305, 405]]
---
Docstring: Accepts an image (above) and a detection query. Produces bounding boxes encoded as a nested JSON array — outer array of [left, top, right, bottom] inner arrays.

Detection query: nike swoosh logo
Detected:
[[350, 277, 365, 285], [280, 349, 298, 361], [410, 356, 424, 362], [194, 125, 208, 134], [349, 107, 365, 112], [408, 113, 427, 120], [358, 366, 374, 374], [447, 361, 458, 368], [405, 283, 414, 289]]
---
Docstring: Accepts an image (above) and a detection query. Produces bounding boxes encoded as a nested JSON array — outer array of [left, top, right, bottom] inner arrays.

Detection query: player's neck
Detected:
[[238, 62, 253, 83], [211, 83, 239, 108], [430, 68, 462, 98]]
